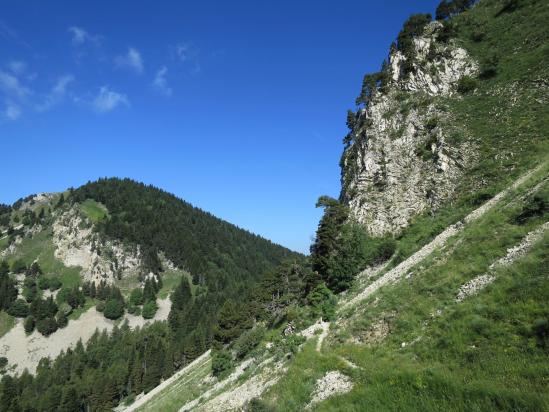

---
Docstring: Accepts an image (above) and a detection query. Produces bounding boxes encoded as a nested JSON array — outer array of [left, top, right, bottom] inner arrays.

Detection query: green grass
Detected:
[[136, 354, 212, 412], [0, 236, 8, 252], [117, 268, 193, 300], [0, 312, 15, 338], [259, 160, 549, 411], [80, 199, 108, 222], [69, 298, 96, 321], [158, 269, 191, 299], [7, 228, 82, 288]]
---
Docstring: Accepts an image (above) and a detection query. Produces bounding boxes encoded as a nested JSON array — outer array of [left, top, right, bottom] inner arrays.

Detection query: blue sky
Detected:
[[1, 0, 440, 254]]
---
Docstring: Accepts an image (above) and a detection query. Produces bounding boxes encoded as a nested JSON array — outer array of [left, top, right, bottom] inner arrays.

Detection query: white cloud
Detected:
[[175, 44, 190, 62], [92, 86, 129, 113], [52, 75, 74, 95], [68, 26, 100, 46], [172, 43, 201, 74], [8, 60, 27, 75], [0, 70, 31, 98], [3, 101, 21, 120], [115, 47, 144, 74], [152, 66, 172, 96], [37, 74, 74, 112]]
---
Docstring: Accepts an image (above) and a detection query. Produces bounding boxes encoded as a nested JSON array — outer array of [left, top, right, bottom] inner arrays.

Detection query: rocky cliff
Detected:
[[52, 205, 144, 284], [340, 20, 478, 236]]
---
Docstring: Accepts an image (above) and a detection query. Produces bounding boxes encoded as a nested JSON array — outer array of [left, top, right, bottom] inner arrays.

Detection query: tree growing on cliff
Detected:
[[310, 196, 349, 286]]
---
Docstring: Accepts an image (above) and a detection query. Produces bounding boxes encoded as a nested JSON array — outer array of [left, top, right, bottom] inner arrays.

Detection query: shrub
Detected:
[[307, 282, 337, 321], [37, 276, 50, 290], [0, 260, 8, 276], [23, 277, 36, 288], [23, 286, 38, 303], [48, 278, 62, 291], [211, 350, 233, 377], [248, 398, 275, 412], [234, 326, 266, 360], [425, 117, 439, 131], [96, 301, 105, 312], [56, 311, 68, 328], [103, 298, 124, 320], [10, 259, 27, 274], [123, 394, 136, 406], [280, 334, 306, 356], [498, 0, 520, 15], [479, 53, 499, 79], [372, 238, 397, 264], [457, 76, 479, 93], [127, 305, 141, 315], [26, 262, 42, 276], [512, 192, 548, 224], [142, 300, 158, 319], [437, 20, 455, 43], [532, 318, 548, 348], [471, 29, 485, 42], [129, 288, 144, 306], [24, 316, 35, 333], [0, 357, 7, 369], [58, 302, 73, 316], [7, 299, 29, 318], [57, 286, 85, 309], [36, 317, 58, 336]]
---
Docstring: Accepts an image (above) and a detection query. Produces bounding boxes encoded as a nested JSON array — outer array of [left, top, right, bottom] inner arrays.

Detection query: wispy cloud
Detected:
[[92, 86, 129, 113], [0, 70, 31, 98], [152, 66, 172, 96], [115, 47, 144, 74], [3, 100, 21, 121], [0, 20, 31, 49], [8, 60, 27, 76], [175, 44, 190, 62], [37, 75, 74, 112], [68, 26, 101, 46], [172, 43, 201, 74]]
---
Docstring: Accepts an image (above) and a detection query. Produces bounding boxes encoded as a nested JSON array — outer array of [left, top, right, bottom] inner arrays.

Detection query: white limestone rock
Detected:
[[341, 21, 478, 236], [52, 206, 142, 284]]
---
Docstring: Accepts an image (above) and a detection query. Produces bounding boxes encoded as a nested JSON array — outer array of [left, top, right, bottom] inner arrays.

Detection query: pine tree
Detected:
[[143, 279, 156, 303], [59, 386, 80, 412]]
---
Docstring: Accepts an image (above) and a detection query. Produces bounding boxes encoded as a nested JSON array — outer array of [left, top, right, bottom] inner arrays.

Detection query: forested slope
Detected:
[[71, 178, 301, 291]]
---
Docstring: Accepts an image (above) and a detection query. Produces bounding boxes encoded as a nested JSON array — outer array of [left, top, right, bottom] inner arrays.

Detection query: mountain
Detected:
[[1, 0, 548, 411], [0, 179, 301, 378]]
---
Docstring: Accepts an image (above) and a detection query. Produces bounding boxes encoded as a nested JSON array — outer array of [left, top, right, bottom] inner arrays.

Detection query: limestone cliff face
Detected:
[[340, 21, 478, 236], [53, 206, 143, 284]]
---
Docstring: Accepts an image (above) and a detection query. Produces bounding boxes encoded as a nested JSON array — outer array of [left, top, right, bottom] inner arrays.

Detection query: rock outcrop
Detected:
[[341, 21, 478, 236], [53, 206, 142, 284]]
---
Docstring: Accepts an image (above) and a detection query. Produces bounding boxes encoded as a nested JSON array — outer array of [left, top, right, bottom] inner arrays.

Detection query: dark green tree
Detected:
[[104, 298, 125, 320]]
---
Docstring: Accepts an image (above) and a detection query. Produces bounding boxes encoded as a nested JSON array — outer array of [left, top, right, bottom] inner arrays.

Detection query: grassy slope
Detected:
[[134, 355, 212, 412], [7, 228, 82, 288], [133, 2, 548, 410], [260, 142, 548, 412], [256, 0, 549, 410], [80, 199, 109, 222]]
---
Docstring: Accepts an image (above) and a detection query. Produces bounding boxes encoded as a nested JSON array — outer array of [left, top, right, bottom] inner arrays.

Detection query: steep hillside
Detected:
[[113, 1, 548, 411], [128, 162, 548, 412], [0, 0, 547, 411]]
